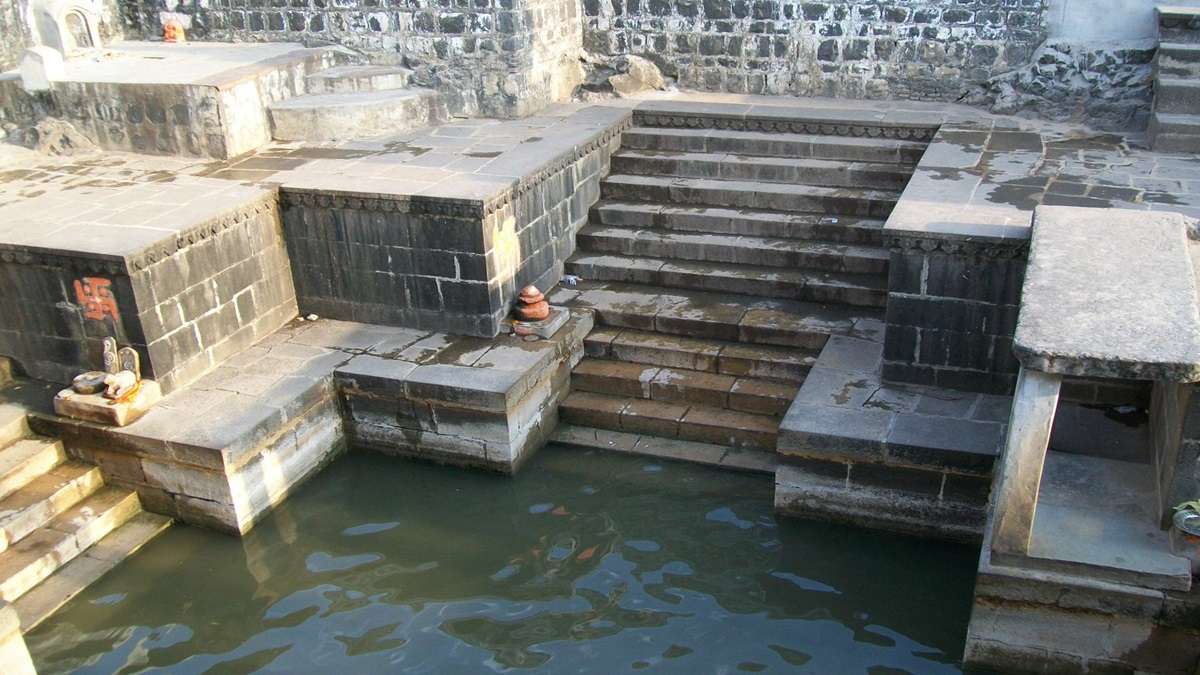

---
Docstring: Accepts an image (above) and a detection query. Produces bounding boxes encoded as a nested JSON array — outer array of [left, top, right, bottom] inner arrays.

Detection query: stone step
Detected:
[[14, 512, 171, 632], [552, 280, 880, 350], [1149, 112, 1200, 153], [0, 405, 30, 449], [0, 487, 141, 602], [305, 64, 414, 94], [560, 391, 780, 451], [553, 423, 778, 474], [590, 200, 885, 244], [611, 149, 913, 190], [619, 126, 926, 165], [601, 174, 898, 217], [571, 357, 798, 415], [566, 253, 887, 307], [582, 325, 819, 383], [1155, 77, 1200, 114], [0, 439, 65, 504], [1158, 7, 1200, 43], [269, 88, 447, 142], [576, 225, 889, 275], [0, 463, 103, 554], [1158, 42, 1200, 77]]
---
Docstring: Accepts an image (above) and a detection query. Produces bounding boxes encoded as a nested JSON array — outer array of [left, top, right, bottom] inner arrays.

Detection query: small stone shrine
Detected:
[[53, 338, 162, 427]]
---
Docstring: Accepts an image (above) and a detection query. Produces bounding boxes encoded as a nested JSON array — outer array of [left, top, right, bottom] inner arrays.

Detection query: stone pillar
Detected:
[[883, 233, 1027, 394], [0, 602, 36, 675], [990, 367, 1062, 556]]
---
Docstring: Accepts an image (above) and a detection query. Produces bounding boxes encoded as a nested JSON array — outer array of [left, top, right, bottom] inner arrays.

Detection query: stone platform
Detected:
[[0, 42, 345, 158], [0, 171, 296, 394], [17, 312, 591, 534]]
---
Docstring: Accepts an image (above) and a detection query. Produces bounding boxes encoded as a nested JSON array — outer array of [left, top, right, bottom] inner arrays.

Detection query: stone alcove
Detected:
[[30, 0, 104, 57]]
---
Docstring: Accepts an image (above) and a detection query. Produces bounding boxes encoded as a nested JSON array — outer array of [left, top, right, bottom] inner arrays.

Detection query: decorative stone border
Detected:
[[632, 110, 937, 141]]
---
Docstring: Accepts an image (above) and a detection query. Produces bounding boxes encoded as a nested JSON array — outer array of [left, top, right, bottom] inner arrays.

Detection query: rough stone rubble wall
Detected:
[[583, 0, 1047, 100]]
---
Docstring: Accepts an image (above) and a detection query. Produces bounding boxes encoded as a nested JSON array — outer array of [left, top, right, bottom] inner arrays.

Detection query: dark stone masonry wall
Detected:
[[584, 0, 1046, 101], [135, 0, 580, 117]]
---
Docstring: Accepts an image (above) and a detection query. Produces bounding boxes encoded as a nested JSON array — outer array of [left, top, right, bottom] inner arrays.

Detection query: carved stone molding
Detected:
[[633, 110, 937, 142], [885, 233, 1029, 259]]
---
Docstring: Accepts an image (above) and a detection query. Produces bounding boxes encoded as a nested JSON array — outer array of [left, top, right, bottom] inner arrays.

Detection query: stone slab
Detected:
[[1015, 206, 1200, 381], [1025, 451, 1193, 591]]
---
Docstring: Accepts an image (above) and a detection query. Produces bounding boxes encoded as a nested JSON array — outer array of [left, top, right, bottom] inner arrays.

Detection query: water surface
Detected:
[[27, 446, 978, 674]]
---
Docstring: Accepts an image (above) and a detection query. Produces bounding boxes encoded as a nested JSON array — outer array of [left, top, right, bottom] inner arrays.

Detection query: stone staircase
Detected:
[[269, 64, 447, 142], [0, 402, 169, 632], [554, 118, 925, 470], [1150, 6, 1200, 153]]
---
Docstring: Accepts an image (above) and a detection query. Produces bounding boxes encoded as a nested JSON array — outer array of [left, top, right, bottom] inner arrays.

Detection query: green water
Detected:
[[26, 446, 978, 674]]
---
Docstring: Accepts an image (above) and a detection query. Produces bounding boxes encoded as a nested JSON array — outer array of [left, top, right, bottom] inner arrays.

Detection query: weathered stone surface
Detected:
[[1015, 206, 1200, 381], [52, 381, 162, 428], [0, 601, 35, 675]]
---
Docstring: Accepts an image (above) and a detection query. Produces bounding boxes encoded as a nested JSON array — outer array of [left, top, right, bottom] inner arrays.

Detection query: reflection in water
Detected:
[[27, 447, 978, 674]]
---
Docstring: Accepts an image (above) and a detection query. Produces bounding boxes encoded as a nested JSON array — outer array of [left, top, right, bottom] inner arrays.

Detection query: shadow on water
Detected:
[[26, 446, 979, 674]]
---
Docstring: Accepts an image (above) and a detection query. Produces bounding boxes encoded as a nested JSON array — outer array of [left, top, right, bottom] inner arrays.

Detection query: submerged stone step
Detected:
[[601, 174, 899, 217], [0, 439, 65, 503], [0, 463, 103, 554], [560, 391, 780, 451], [1149, 112, 1200, 153], [305, 64, 414, 94], [572, 357, 798, 415], [0, 487, 141, 602], [619, 126, 926, 165], [269, 88, 448, 142], [611, 149, 913, 190], [551, 280, 881, 350], [582, 326, 819, 383], [575, 226, 889, 275], [552, 424, 777, 474], [13, 512, 171, 631], [1155, 77, 1200, 114], [590, 200, 885, 244], [566, 253, 887, 307]]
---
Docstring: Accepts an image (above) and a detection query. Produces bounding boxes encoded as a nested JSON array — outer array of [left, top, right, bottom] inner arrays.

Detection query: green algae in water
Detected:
[[26, 446, 977, 674]]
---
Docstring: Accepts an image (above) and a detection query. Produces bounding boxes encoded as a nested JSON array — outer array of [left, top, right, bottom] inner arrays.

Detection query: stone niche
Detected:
[[31, 0, 104, 57]]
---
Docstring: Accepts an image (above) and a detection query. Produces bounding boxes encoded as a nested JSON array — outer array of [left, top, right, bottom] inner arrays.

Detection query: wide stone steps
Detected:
[[553, 280, 879, 351], [0, 487, 141, 602], [572, 358, 798, 415], [583, 325, 820, 383], [601, 174, 899, 217], [619, 126, 926, 165], [566, 253, 887, 307], [610, 149, 913, 191], [269, 88, 447, 142], [1155, 77, 1200, 114], [13, 512, 171, 631], [1159, 7, 1200, 44], [305, 64, 414, 94], [0, 403, 170, 630], [590, 200, 885, 244], [1158, 43, 1200, 78], [576, 225, 889, 275], [0, 463, 103, 554], [561, 390, 780, 451]]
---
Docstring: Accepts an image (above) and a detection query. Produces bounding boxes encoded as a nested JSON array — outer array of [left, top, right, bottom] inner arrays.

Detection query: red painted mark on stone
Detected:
[[74, 277, 119, 321]]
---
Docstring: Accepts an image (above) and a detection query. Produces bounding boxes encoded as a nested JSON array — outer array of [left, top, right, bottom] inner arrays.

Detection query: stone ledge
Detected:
[[1014, 206, 1200, 381]]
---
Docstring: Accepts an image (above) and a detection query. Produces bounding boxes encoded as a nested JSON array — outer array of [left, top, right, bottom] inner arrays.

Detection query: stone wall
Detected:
[[133, 0, 584, 118], [0, 0, 31, 73], [583, 0, 1046, 100]]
